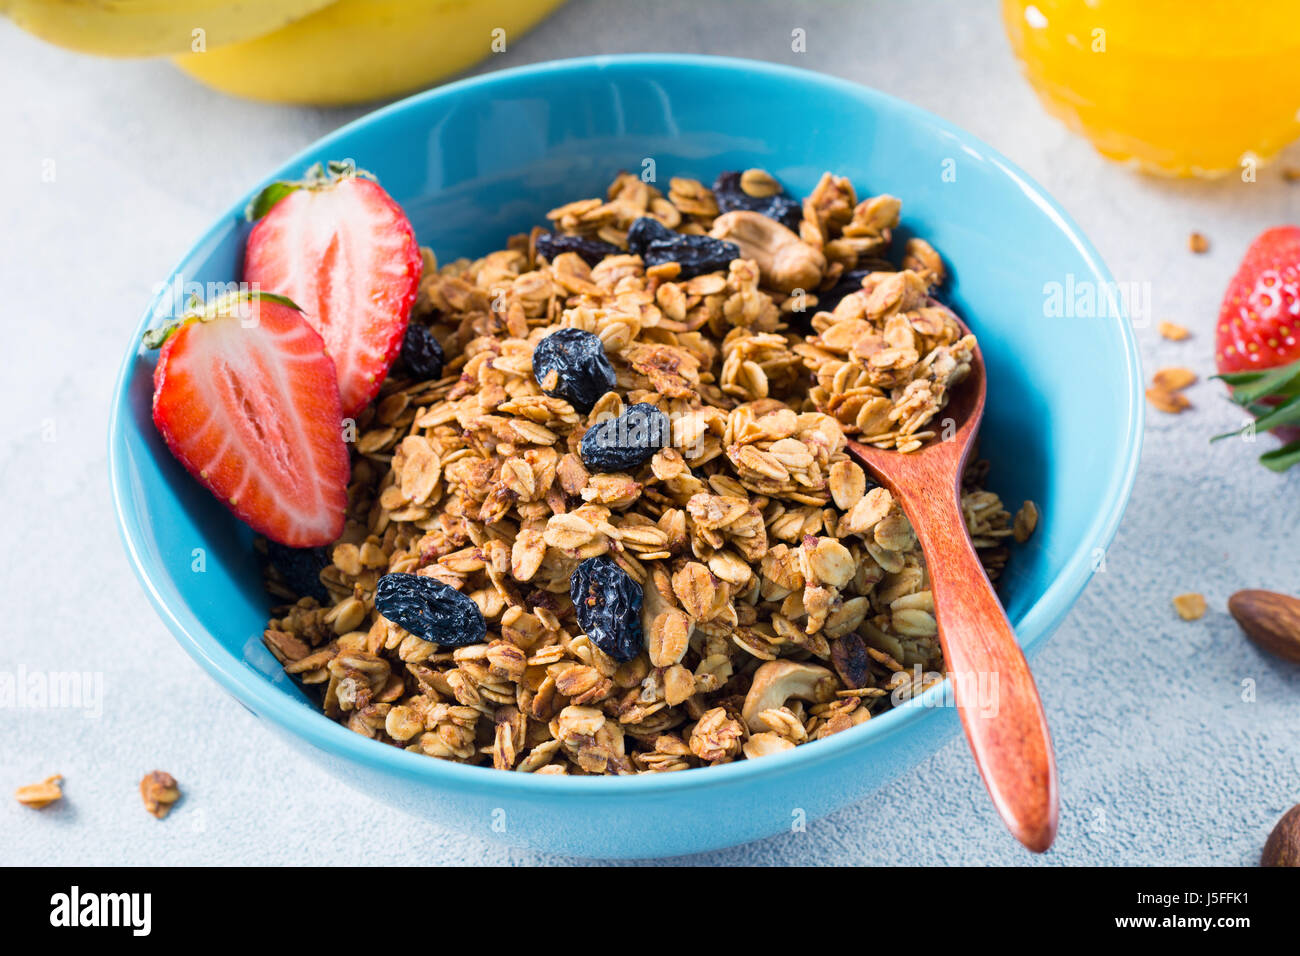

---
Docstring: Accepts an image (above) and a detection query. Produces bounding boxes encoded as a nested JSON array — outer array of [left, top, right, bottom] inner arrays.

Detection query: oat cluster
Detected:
[[261, 170, 1027, 774]]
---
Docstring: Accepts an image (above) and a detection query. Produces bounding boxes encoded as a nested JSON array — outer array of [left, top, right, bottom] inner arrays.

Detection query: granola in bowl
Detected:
[[258, 169, 1021, 775]]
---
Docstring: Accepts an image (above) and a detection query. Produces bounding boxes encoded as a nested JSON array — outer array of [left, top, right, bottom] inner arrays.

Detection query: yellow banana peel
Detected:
[[172, 0, 568, 106], [1, 0, 337, 58]]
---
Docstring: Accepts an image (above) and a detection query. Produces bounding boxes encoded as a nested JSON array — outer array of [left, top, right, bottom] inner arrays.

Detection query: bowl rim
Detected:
[[109, 52, 1143, 797]]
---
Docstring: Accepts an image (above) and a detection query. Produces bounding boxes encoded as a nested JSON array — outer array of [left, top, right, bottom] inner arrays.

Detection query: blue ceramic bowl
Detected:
[[109, 55, 1142, 858]]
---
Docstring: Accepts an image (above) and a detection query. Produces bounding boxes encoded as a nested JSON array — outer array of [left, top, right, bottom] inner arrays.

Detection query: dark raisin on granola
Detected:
[[579, 402, 670, 472], [712, 170, 802, 231], [814, 268, 873, 315], [626, 216, 740, 279], [830, 633, 873, 689], [265, 541, 331, 604], [531, 327, 617, 413], [570, 555, 644, 662], [626, 216, 678, 249], [397, 322, 445, 380], [374, 572, 486, 647], [535, 232, 622, 267]]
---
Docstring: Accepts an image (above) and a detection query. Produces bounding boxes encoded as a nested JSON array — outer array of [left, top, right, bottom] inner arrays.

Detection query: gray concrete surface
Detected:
[[2, 0, 1298, 866]]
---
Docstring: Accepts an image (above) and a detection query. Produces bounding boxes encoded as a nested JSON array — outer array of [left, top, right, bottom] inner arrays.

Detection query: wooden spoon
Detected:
[[844, 317, 1059, 853]]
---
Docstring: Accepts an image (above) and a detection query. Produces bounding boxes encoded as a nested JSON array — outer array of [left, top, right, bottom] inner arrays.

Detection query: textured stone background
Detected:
[[2, 0, 1298, 866]]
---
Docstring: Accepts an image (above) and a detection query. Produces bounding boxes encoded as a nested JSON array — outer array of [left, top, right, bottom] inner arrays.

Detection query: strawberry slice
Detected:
[[244, 161, 420, 417], [149, 291, 350, 547]]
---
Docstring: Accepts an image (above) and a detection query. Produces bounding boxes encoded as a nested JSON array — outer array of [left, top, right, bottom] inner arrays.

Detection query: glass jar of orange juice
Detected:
[[1002, 0, 1300, 177]]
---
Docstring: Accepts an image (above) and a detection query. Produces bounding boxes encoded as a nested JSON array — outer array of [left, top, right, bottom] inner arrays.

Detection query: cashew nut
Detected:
[[741, 660, 837, 732], [742, 732, 796, 760], [709, 210, 826, 294]]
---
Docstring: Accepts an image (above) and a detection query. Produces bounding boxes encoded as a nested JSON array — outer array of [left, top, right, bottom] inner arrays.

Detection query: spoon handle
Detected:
[[901, 483, 1059, 852]]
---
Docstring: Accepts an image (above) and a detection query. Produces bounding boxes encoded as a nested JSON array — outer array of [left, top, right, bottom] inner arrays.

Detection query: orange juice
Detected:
[[1003, 0, 1300, 176]]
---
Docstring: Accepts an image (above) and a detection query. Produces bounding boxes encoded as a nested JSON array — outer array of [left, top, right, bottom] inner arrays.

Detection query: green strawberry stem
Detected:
[[1210, 355, 1300, 470], [142, 290, 303, 349], [1260, 441, 1300, 473], [1212, 356, 1300, 404], [1247, 394, 1300, 433], [244, 158, 376, 221]]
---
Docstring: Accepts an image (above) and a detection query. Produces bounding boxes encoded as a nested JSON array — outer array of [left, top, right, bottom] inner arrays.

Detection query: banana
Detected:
[[171, 0, 567, 106], [1, 0, 338, 58]]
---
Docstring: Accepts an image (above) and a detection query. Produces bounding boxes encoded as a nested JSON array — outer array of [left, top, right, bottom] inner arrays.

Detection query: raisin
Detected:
[[816, 268, 873, 314], [570, 555, 643, 662], [579, 402, 669, 471], [830, 633, 872, 689], [626, 216, 740, 279], [374, 572, 486, 647], [532, 327, 617, 413], [712, 171, 802, 231], [535, 232, 621, 266], [398, 322, 445, 380], [626, 216, 675, 250], [265, 541, 330, 604]]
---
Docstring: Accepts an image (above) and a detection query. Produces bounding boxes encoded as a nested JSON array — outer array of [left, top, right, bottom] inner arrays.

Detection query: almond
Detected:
[[1262, 803, 1300, 867], [1228, 589, 1300, 663]]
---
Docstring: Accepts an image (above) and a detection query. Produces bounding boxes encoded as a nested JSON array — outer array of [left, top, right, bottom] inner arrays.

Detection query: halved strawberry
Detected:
[[149, 291, 350, 547], [243, 161, 420, 417], [1213, 226, 1300, 472]]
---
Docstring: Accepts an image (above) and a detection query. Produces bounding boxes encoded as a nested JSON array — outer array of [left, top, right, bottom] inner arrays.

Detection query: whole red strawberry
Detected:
[[244, 160, 421, 417], [149, 291, 350, 547], [1216, 226, 1300, 373], [1214, 226, 1300, 472]]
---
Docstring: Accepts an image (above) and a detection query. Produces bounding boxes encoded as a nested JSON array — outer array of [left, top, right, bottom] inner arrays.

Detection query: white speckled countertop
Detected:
[[3, 0, 1298, 866]]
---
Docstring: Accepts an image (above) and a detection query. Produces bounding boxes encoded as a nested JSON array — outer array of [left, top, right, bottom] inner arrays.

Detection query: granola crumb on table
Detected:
[[1157, 320, 1190, 341], [14, 774, 63, 809], [1153, 367, 1197, 392], [1172, 592, 1207, 621], [261, 169, 1024, 775], [1146, 387, 1191, 414], [1146, 364, 1196, 414], [140, 771, 181, 819]]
